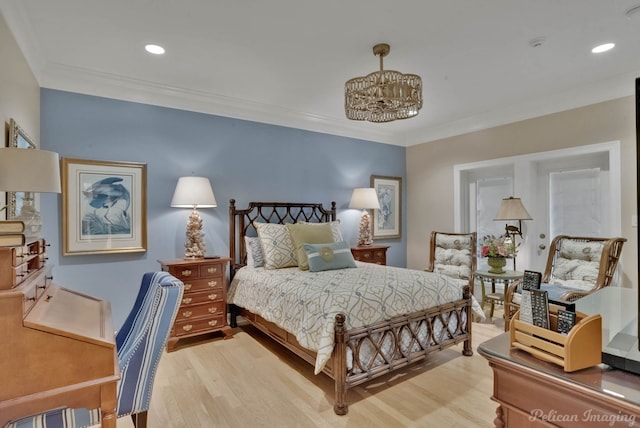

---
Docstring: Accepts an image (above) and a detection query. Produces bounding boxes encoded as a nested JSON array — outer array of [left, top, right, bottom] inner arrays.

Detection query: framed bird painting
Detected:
[[62, 158, 147, 255]]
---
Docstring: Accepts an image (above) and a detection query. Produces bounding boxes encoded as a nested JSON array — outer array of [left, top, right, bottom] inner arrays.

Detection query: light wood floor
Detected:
[[103, 307, 506, 428]]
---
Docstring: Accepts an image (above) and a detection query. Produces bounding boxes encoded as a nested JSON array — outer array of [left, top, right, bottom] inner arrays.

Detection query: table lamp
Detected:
[[171, 176, 217, 258], [349, 188, 381, 246], [0, 147, 62, 239], [494, 196, 532, 270]]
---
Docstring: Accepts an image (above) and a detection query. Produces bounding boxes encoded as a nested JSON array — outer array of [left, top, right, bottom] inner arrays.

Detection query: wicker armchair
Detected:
[[505, 235, 626, 327], [425, 231, 484, 320], [6, 272, 184, 428], [426, 231, 477, 288]]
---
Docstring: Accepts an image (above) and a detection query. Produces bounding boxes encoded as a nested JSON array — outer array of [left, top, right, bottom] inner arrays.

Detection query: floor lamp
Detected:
[[494, 196, 532, 271]]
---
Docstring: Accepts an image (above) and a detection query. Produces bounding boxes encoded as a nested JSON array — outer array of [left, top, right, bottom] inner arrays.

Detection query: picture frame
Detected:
[[6, 118, 37, 220], [62, 157, 147, 255], [370, 175, 402, 239]]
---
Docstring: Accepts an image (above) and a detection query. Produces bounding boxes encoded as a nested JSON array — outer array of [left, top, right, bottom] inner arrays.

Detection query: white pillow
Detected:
[[255, 223, 297, 269], [245, 236, 264, 268]]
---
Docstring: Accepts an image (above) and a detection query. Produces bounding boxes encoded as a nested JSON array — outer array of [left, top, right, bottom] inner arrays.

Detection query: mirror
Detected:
[[7, 118, 36, 220]]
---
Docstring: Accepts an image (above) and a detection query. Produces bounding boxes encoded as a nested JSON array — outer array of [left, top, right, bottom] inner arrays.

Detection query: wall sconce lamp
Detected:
[[171, 176, 217, 258], [494, 196, 532, 270], [349, 188, 380, 246], [0, 147, 62, 239]]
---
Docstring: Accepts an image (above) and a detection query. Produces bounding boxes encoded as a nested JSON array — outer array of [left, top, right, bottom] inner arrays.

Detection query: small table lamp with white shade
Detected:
[[171, 176, 217, 258], [349, 188, 381, 246], [0, 147, 62, 239]]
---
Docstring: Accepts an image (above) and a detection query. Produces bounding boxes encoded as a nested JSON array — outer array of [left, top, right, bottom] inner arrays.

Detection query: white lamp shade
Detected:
[[349, 188, 380, 210], [170, 176, 217, 208], [494, 196, 532, 221], [0, 147, 61, 193]]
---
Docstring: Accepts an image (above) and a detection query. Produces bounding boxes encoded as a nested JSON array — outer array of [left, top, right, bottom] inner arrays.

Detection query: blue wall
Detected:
[[39, 89, 407, 326]]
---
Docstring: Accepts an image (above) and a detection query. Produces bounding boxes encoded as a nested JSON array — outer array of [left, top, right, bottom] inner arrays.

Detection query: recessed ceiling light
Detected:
[[145, 44, 165, 55], [591, 43, 615, 54]]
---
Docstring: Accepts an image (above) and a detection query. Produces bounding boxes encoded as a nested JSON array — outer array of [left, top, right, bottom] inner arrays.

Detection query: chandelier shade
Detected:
[[345, 43, 422, 123]]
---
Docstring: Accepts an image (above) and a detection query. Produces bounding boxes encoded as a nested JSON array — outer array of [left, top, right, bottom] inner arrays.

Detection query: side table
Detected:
[[475, 269, 523, 329], [351, 245, 389, 265]]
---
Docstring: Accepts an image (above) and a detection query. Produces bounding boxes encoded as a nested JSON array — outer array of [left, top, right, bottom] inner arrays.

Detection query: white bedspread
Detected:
[[229, 262, 481, 374]]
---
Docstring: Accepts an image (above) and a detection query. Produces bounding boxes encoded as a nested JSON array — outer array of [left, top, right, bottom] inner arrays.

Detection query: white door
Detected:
[[527, 150, 613, 271], [455, 142, 621, 274]]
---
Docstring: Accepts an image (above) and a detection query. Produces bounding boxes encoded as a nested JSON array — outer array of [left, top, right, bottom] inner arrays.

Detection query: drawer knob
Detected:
[[38, 285, 46, 289], [182, 297, 192, 304], [184, 283, 192, 290], [208, 280, 217, 288], [27, 296, 36, 302], [208, 320, 218, 327], [208, 307, 217, 314], [363, 253, 371, 258], [181, 269, 192, 277], [208, 293, 217, 300], [182, 324, 193, 332], [182, 310, 192, 318], [207, 267, 217, 274]]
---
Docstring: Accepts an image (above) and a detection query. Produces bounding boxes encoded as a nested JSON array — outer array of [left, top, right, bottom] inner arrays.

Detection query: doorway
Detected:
[[454, 141, 621, 273]]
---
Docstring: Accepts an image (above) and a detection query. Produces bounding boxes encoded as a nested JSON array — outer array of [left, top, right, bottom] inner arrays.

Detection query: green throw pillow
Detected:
[[287, 222, 334, 270]]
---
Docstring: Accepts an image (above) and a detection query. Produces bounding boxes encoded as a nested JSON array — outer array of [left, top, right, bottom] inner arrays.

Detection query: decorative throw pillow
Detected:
[[245, 236, 265, 268], [303, 241, 357, 272], [299, 220, 344, 243], [286, 223, 334, 270], [255, 223, 298, 269]]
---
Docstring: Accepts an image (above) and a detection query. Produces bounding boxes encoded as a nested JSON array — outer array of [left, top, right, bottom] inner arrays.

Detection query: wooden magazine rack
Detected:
[[509, 307, 602, 372]]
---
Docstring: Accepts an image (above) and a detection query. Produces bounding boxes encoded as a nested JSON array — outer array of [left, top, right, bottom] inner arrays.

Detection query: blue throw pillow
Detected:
[[303, 241, 357, 272]]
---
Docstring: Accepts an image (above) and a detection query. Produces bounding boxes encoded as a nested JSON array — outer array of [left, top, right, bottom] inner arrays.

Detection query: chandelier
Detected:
[[345, 43, 422, 123]]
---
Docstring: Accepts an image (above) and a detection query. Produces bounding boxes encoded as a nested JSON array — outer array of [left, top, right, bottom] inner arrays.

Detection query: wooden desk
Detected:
[[0, 240, 118, 427], [478, 333, 640, 427]]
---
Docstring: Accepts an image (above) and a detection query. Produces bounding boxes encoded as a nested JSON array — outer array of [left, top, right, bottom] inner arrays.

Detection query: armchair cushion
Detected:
[[512, 282, 588, 305], [432, 234, 474, 281], [551, 239, 604, 287]]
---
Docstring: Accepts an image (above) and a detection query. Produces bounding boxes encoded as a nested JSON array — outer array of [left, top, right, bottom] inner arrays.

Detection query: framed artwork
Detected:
[[371, 175, 402, 239], [6, 118, 37, 221], [62, 158, 147, 255]]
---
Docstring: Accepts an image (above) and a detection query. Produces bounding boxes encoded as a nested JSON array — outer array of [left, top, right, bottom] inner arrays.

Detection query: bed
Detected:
[[227, 199, 473, 415]]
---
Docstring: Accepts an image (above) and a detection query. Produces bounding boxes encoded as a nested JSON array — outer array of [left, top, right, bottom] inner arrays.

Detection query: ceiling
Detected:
[[2, 1, 640, 146]]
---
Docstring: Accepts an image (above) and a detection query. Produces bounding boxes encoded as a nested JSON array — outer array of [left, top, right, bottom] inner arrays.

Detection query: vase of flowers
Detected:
[[486, 256, 507, 274], [480, 234, 516, 274]]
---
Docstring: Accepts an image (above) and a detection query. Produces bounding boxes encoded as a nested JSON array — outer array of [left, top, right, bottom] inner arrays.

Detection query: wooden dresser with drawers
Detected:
[[158, 257, 232, 351]]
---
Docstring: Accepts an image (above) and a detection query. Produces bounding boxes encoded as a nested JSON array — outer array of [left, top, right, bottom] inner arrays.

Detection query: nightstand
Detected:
[[351, 245, 389, 265], [475, 269, 523, 330], [158, 257, 232, 351]]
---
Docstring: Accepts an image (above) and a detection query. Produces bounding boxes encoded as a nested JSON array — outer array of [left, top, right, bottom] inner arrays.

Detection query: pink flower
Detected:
[[480, 234, 516, 258]]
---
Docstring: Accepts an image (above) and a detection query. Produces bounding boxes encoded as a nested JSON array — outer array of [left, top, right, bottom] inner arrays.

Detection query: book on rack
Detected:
[[0, 233, 26, 247], [522, 270, 542, 291], [0, 220, 25, 234], [530, 289, 550, 329], [556, 309, 577, 335], [519, 289, 534, 324]]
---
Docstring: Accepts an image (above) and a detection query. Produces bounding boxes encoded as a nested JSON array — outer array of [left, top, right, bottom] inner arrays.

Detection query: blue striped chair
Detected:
[[6, 272, 184, 428]]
